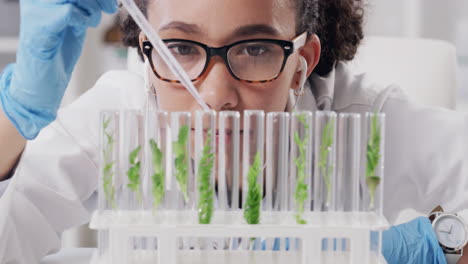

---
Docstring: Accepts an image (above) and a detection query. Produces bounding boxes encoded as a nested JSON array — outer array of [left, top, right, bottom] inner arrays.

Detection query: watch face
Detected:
[[434, 214, 468, 250]]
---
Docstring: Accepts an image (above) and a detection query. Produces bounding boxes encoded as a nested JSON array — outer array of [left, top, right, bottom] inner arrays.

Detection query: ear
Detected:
[[291, 34, 321, 91], [301, 34, 321, 78]]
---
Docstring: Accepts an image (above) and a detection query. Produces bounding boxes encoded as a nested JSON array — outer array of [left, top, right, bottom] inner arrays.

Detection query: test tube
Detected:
[[169, 112, 194, 216], [117, 110, 145, 212], [333, 113, 361, 261], [218, 111, 241, 250], [289, 111, 313, 224], [360, 113, 385, 216], [313, 111, 337, 212], [194, 111, 216, 252], [195, 110, 216, 224], [242, 110, 265, 250], [145, 111, 170, 214], [242, 110, 265, 220], [265, 112, 290, 215], [360, 113, 385, 264], [99, 110, 119, 212], [98, 110, 119, 260], [335, 113, 361, 213], [218, 111, 241, 213], [264, 112, 290, 251]]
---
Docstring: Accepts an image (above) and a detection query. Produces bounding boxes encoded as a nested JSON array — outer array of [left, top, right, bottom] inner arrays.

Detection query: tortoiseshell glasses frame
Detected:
[[141, 32, 308, 84]]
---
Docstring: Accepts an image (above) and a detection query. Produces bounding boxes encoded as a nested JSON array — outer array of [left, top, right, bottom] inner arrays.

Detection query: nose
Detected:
[[197, 57, 240, 112]]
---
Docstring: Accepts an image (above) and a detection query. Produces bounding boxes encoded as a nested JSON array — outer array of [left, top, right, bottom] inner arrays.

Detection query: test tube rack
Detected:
[[90, 110, 388, 264]]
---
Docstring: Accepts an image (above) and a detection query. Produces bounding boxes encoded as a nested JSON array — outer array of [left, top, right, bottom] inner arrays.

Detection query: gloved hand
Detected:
[[0, 0, 118, 139], [382, 216, 447, 264]]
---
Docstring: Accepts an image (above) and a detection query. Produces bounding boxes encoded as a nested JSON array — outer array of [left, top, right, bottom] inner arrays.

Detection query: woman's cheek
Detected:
[[240, 81, 290, 112], [154, 82, 197, 112]]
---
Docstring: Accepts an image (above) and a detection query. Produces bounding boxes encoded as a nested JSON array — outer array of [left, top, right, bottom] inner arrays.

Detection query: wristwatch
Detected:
[[429, 205, 468, 262]]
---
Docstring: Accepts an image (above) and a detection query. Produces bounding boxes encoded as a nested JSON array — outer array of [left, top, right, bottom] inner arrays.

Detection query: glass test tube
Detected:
[[242, 110, 265, 250], [218, 111, 241, 212], [313, 111, 337, 212], [289, 111, 313, 224], [265, 112, 290, 215], [169, 112, 193, 213], [98, 110, 119, 259], [218, 111, 241, 251], [195, 110, 216, 224], [361, 113, 385, 216], [99, 110, 119, 212], [264, 112, 290, 251], [194, 111, 216, 252], [118, 110, 144, 211], [242, 110, 265, 221], [335, 113, 361, 213], [145, 111, 170, 213]]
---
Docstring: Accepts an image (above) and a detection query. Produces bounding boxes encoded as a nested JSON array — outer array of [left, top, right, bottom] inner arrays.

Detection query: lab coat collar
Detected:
[[286, 63, 337, 112], [309, 65, 336, 111]]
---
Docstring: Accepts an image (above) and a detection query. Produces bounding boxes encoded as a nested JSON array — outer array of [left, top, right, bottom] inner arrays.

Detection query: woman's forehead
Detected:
[[148, 0, 296, 45]]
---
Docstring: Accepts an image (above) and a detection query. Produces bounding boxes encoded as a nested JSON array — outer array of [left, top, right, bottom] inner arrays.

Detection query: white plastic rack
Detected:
[[90, 110, 388, 264]]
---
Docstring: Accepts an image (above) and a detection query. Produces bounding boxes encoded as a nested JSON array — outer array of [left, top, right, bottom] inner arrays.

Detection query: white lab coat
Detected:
[[0, 62, 467, 263]]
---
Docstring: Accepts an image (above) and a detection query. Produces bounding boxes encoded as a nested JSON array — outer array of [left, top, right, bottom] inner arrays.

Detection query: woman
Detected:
[[0, 0, 467, 263]]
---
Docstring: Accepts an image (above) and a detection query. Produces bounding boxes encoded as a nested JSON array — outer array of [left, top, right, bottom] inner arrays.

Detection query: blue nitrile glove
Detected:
[[0, 0, 118, 139], [382, 216, 446, 264]]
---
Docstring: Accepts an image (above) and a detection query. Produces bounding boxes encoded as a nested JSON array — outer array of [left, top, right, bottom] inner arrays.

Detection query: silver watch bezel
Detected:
[[432, 212, 468, 254]]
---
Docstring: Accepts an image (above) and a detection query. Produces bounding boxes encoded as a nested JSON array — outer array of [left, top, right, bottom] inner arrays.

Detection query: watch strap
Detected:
[[429, 205, 444, 222], [457, 209, 468, 224]]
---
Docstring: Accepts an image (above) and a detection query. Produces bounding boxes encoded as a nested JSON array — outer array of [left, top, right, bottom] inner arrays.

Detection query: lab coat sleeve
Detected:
[[0, 70, 144, 264], [381, 88, 468, 223]]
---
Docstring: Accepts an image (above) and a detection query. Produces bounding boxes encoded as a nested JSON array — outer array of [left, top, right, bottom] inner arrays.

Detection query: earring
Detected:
[[294, 88, 304, 97], [291, 57, 308, 111], [294, 57, 308, 96]]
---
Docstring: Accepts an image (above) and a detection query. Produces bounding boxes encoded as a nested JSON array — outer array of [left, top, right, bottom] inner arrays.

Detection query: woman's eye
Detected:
[[242, 45, 268, 56], [168, 44, 198, 56]]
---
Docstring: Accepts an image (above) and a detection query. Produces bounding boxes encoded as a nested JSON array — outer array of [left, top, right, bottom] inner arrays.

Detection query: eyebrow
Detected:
[[159, 21, 202, 34], [159, 21, 279, 38], [232, 24, 280, 38]]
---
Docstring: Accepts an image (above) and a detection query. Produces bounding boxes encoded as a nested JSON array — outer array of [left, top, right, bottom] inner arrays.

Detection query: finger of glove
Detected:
[[96, 0, 118, 14], [63, 0, 103, 28], [54, 0, 117, 14], [65, 0, 117, 16], [19, 5, 91, 61], [52, 5, 100, 36]]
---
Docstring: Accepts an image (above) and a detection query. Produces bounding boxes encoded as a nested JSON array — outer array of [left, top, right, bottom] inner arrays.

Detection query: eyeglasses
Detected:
[[142, 32, 307, 84]]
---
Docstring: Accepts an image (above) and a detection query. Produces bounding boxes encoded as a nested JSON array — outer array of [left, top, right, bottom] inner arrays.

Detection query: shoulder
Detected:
[[330, 62, 408, 113], [87, 70, 145, 109], [49, 70, 145, 161]]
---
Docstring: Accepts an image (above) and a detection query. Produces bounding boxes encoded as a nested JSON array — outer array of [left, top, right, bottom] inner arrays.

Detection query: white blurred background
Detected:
[[0, 0, 467, 247]]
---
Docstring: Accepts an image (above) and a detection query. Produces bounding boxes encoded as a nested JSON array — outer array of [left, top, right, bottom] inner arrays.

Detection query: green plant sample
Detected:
[[243, 152, 262, 225], [127, 145, 142, 204], [102, 117, 116, 209], [366, 114, 381, 208], [173, 125, 190, 201], [318, 118, 334, 206], [294, 114, 309, 224], [197, 133, 215, 224], [149, 139, 165, 211]]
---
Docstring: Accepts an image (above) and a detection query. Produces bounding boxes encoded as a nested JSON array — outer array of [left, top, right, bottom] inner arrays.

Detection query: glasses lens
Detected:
[[151, 41, 206, 81], [228, 41, 285, 81]]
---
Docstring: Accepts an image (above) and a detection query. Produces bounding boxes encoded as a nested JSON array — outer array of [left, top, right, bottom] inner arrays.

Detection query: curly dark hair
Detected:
[[120, 0, 364, 76]]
